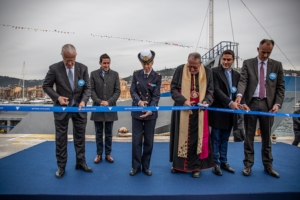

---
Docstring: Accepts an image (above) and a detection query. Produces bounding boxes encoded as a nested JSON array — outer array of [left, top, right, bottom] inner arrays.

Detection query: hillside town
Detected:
[[0, 76, 173, 104]]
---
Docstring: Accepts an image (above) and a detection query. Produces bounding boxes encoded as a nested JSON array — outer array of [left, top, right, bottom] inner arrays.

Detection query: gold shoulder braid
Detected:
[[177, 64, 207, 158]]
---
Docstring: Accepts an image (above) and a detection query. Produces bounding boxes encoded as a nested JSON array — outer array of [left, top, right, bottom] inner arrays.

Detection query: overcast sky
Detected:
[[0, 0, 299, 80]]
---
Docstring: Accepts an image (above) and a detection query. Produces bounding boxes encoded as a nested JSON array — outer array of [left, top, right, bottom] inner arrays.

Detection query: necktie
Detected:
[[68, 68, 74, 91], [68, 68, 74, 105], [225, 70, 232, 99], [259, 62, 265, 99], [144, 74, 148, 79]]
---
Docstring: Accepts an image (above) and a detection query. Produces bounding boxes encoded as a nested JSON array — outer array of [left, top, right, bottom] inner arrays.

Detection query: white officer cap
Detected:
[[138, 49, 155, 64]]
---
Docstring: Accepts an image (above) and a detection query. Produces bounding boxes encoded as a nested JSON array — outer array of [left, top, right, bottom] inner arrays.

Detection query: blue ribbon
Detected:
[[0, 105, 299, 117]]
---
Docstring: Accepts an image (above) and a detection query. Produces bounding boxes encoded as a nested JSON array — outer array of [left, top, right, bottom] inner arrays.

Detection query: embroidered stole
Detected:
[[178, 64, 207, 158]]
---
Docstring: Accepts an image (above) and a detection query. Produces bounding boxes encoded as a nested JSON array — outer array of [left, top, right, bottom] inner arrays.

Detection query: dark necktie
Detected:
[[225, 70, 232, 99], [259, 62, 265, 99], [144, 74, 148, 79], [68, 69, 74, 91]]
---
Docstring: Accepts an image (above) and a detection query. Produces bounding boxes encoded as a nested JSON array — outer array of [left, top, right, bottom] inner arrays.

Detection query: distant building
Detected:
[[26, 85, 44, 99], [161, 80, 171, 93], [0, 88, 5, 99], [120, 78, 131, 99], [10, 86, 23, 99], [160, 76, 172, 93]]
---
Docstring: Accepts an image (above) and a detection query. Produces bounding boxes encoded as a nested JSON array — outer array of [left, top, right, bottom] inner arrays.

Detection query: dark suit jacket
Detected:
[[90, 68, 120, 122], [130, 69, 162, 120], [237, 57, 285, 109], [42, 61, 91, 120], [293, 109, 300, 131], [209, 65, 241, 129]]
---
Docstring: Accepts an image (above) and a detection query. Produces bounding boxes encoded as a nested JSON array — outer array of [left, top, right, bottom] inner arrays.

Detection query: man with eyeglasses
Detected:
[[169, 52, 215, 178]]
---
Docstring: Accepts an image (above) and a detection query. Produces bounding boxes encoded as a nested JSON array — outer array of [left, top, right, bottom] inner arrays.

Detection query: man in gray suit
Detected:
[[43, 44, 93, 178], [90, 53, 120, 164], [235, 39, 285, 178]]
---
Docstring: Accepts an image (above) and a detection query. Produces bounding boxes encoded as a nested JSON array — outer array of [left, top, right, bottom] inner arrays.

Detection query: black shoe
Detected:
[[221, 163, 235, 173], [243, 166, 252, 176], [55, 167, 65, 178], [192, 171, 201, 178], [212, 165, 222, 176], [264, 166, 280, 178], [142, 168, 152, 176], [130, 168, 141, 176], [75, 163, 93, 172]]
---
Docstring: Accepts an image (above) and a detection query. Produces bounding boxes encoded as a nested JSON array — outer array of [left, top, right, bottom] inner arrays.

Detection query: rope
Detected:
[[228, 0, 235, 43], [195, 1, 210, 51], [240, 0, 296, 70]]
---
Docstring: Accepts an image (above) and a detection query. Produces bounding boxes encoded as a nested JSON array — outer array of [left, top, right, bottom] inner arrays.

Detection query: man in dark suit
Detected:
[[209, 50, 241, 176], [90, 53, 120, 164], [43, 44, 93, 178], [129, 49, 162, 176], [235, 39, 285, 178]]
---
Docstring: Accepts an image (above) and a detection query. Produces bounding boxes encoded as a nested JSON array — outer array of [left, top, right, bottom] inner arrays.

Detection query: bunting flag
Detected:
[[90, 34, 210, 50], [0, 23, 247, 61], [89, 34, 248, 61], [0, 24, 75, 34]]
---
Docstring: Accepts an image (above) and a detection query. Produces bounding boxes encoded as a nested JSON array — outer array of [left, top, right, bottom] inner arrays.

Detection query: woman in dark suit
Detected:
[[129, 49, 162, 176]]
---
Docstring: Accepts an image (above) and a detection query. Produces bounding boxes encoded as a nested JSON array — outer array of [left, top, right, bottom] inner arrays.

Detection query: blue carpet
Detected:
[[0, 142, 299, 200]]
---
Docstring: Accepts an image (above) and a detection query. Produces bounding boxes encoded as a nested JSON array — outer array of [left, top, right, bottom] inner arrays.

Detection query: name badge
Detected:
[[78, 79, 85, 86], [269, 73, 277, 80], [231, 86, 237, 93]]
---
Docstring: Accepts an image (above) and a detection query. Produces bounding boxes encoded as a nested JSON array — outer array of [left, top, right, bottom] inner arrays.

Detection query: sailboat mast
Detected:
[[209, 0, 214, 49], [22, 62, 25, 100]]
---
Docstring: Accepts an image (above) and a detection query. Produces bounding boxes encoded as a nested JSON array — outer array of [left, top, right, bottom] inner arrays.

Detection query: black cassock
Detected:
[[169, 64, 215, 172]]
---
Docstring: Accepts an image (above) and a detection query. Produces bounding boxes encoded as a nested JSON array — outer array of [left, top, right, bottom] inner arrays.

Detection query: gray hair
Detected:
[[188, 52, 201, 62], [61, 44, 76, 55]]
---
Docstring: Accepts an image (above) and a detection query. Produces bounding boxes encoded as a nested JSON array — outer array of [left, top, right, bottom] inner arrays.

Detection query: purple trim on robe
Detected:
[[200, 110, 209, 159]]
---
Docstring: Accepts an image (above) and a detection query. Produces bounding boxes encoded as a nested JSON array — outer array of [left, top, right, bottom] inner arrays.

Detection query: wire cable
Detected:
[[228, 0, 235, 43], [240, 0, 296, 70], [195, 1, 210, 51]]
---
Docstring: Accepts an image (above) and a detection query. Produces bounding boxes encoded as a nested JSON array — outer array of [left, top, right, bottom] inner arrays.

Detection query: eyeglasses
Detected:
[[188, 66, 199, 70]]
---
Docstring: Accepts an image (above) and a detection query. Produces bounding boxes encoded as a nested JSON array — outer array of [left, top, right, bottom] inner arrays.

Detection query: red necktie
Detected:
[[259, 62, 265, 99]]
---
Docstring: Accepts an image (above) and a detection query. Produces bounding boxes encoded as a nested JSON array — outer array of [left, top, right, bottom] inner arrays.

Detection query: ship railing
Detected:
[[202, 41, 239, 65]]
